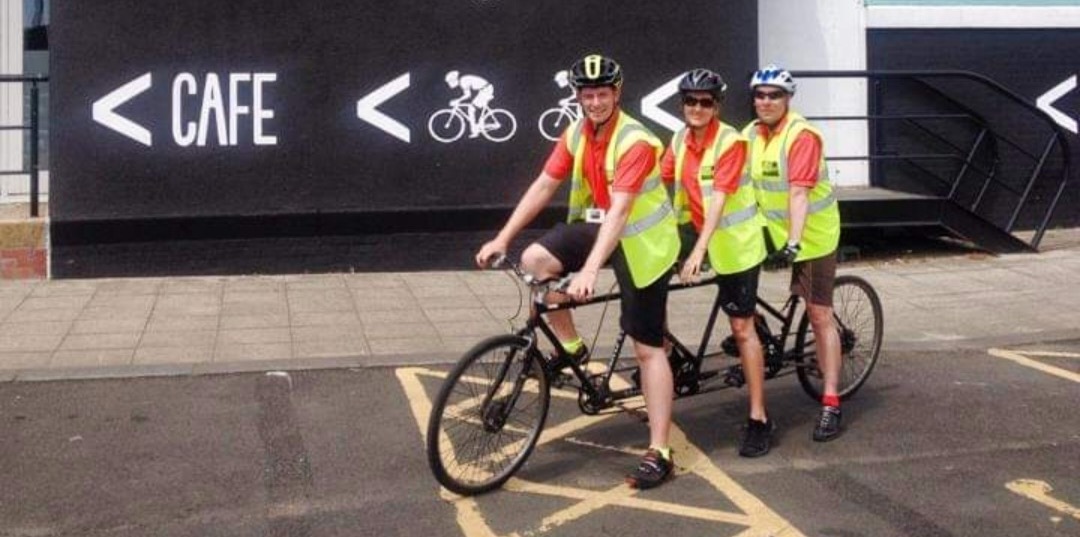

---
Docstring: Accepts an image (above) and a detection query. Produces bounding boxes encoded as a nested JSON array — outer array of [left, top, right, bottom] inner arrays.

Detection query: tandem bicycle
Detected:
[[426, 256, 883, 495]]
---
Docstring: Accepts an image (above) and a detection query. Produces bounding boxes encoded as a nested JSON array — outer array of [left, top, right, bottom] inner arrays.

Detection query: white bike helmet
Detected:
[[750, 64, 796, 95]]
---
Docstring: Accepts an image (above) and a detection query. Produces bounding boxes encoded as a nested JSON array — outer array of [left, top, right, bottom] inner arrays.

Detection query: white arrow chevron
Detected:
[[640, 74, 684, 134], [1036, 74, 1077, 134], [92, 72, 153, 146], [356, 72, 411, 143]]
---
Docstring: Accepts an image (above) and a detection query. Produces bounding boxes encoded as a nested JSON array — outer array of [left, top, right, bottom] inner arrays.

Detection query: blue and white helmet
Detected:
[[750, 64, 796, 95]]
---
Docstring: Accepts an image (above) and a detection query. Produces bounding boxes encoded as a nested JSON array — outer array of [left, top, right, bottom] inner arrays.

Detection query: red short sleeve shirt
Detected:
[[543, 111, 657, 210], [754, 114, 822, 188], [660, 120, 748, 231]]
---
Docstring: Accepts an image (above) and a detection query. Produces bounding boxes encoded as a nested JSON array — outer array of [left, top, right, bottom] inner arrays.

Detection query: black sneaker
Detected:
[[625, 448, 673, 490], [813, 405, 842, 442], [551, 344, 589, 370], [739, 418, 774, 458], [545, 345, 589, 386]]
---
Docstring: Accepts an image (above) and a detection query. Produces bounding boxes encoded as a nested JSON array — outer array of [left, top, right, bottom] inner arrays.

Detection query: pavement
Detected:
[[1, 227, 1078, 382]]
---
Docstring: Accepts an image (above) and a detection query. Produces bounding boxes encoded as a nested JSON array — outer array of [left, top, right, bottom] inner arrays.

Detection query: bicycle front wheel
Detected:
[[428, 109, 466, 143], [795, 275, 884, 401], [426, 334, 550, 495]]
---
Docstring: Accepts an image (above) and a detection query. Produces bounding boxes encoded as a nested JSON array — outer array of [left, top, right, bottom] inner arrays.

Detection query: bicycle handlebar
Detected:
[[489, 254, 572, 293]]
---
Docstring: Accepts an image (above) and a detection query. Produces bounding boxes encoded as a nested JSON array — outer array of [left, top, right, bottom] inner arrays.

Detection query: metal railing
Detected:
[[0, 75, 48, 217], [792, 70, 1071, 250]]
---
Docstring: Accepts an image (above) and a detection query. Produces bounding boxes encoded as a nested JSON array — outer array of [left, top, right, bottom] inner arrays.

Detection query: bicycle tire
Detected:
[[428, 109, 466, 143], [795, 275, 883, 402], [481, 109, 517, 142], [426, 334, 550, 495]]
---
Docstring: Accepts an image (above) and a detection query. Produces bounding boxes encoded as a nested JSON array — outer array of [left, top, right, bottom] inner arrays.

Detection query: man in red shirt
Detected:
[[476, 54, 680, 489], [661, 68, 771, 457], [745, 65, 844, 442]]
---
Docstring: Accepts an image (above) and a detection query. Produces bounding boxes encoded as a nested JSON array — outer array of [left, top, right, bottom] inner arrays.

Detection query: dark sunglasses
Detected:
[[754, 90, 787, 101], [682, 96, 717, 108]]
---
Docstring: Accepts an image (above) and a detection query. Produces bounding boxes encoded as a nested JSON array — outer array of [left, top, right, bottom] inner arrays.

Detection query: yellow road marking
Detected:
[[440, 489, 499, 537], [988, 349, 1080, 383], [1006, 479, 1080, 520], [1010, 350, 1080, 358], [397, 368, 495, 537], [397, 365, 807, 536], [1012, 351, 1080, 359], [505, 478, 753, 525]]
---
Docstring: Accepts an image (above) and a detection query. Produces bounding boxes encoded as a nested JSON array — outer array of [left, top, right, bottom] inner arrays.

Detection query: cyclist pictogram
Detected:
[[429, 70, 517, 143], [538, 70, 582, 141]]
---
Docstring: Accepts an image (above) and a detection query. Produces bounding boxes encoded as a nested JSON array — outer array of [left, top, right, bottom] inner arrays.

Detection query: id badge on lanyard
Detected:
[[585, 208, 606, 224]]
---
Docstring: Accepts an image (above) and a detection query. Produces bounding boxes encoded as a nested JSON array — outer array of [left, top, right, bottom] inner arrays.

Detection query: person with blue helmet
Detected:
[[744, 64, 845, 442]]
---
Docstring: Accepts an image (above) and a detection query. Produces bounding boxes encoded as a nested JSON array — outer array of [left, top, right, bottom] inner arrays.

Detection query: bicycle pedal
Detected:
[[551, 372, 577, 389]]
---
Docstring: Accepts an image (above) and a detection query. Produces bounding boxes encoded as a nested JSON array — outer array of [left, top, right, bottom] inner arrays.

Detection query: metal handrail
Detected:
[[0, 75, 48, 217], [792, 70, 1071, 250]]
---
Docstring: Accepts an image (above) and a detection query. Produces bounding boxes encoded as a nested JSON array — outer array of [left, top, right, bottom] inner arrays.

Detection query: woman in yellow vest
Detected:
[[744, 64, 845, 442], [476, 54, 680, 489], [662, 68, 772, 457]]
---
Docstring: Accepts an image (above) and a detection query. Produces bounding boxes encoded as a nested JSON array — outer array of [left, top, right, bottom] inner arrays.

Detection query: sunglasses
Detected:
[[754, 90, 787, 101], [682, 96, 717, 108]]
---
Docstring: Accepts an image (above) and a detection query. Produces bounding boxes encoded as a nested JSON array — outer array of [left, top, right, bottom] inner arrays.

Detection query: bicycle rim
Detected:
[[795, 275, 884, 401], [426, 334, 549, 495]]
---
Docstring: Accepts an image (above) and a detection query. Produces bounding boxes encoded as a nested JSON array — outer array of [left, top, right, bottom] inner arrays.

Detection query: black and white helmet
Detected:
[[569, 54, 623, 90], [750, 64, 796, 95], [678, 68, 727, 100]]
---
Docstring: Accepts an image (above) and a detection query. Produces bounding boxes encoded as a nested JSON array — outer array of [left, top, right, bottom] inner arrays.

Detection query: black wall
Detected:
[[868, 28, 1078, 229], [51, 1, 758, 238]]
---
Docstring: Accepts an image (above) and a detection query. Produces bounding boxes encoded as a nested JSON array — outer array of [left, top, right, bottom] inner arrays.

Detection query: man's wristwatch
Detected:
[[786, 241, 801, 253]]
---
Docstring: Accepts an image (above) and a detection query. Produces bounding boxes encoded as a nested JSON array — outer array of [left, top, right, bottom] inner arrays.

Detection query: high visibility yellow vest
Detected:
[[743, 111, 840, 261], [565, 112, 679, 288], [671, 122, 766, 274]]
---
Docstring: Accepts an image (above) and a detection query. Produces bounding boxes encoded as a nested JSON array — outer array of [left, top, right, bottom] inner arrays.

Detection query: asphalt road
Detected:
[[1, 341, 1078, 537]]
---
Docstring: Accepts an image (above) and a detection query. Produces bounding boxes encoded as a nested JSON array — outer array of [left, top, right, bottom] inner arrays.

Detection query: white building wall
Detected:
[[0, 0, 24, 199], [759, 0, 870, 188]]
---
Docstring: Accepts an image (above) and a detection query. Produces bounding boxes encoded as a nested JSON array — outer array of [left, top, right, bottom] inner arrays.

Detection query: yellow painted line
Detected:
[[1006, 479, 1080, 520], [439, 489, 499, 537], [1013, 351, 1080, 359], [988, 349, 1080, 383], [397, 368, 498, 537], [397, 365, 807, 537], [505, 478, 752, 525], [414, 363, 580, 401], [535, 412, 618, 448], [667, 424, 806, 537], [525, 482, 639, 534]]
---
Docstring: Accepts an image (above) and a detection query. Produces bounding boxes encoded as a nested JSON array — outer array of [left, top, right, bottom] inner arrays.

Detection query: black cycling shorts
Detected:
[[716, 264, 761, 318], [534, 222, 600, 273], [678, 226, 761, 318], [534, 222, 669, 347]]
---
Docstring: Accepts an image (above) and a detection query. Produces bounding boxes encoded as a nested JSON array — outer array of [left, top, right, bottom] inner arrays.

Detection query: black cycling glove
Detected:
[[765, 242, 800, 270]]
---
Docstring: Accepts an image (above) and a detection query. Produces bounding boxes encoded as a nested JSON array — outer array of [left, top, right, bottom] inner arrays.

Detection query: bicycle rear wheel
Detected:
[[426, 334, 550, 495], [795, 275, 883, 402]]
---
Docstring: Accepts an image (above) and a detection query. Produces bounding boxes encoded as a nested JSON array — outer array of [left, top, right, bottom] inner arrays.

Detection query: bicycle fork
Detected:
[[480, 343, 534, 432]]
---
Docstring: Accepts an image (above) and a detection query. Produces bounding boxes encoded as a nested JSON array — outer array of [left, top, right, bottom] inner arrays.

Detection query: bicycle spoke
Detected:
[[427, 335, 551, 494]]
